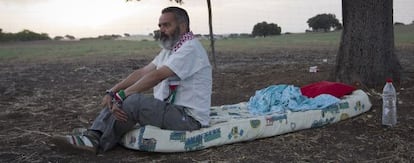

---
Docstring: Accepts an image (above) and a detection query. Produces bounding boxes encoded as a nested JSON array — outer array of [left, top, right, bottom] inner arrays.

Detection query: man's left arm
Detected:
[[123, 66, 175, 97], [111, 66, 175, 122]]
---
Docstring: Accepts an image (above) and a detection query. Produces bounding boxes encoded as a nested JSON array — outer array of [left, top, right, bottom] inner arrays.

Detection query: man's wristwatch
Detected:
[[105, 89, 115, 97]]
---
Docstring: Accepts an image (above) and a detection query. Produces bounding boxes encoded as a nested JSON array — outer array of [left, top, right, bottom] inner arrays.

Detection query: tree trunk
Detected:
[[333, 0, 401, 88], [207, 0, 217, 69]]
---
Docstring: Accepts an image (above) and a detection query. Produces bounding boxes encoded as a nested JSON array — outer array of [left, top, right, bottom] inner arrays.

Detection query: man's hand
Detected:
[[110, 104, 128, 122], [101, 94, 113, 109]]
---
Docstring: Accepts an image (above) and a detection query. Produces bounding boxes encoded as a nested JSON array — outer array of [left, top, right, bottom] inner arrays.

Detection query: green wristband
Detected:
[[117, 90, 126, 100]]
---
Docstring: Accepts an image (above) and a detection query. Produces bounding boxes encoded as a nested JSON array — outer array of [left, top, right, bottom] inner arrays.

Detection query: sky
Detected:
[[0, 0, 413, 38]]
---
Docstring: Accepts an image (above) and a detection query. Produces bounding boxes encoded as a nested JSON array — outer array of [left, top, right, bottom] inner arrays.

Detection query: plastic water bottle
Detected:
[[382, 78, 397, 127]]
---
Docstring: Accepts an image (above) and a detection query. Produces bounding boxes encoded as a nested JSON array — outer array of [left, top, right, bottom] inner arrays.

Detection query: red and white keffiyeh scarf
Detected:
[[172, 31, 195, 52]]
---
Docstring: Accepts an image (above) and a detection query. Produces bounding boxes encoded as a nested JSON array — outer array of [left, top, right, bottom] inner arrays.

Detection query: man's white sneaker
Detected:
[[51, 131, 100, 154]]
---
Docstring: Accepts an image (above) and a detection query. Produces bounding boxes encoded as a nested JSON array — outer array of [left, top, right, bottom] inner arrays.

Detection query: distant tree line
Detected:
[[252, 21, 282, 37], [250, 13, 343, 36], [53, 35, 76, 41], [0, 29, 50, 42], [80, 34, 122, 41], [306, 13, 342, 32], [2, 13, 412, 42], [0, 28, 128, 42]]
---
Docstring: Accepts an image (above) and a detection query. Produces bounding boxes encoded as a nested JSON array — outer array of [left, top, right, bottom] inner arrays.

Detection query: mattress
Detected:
[[120, 89, 372, 152]]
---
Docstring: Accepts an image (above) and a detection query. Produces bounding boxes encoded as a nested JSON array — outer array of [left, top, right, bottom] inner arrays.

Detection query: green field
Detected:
[[0, 39, 160, 61], [0, 24, 413, 62]]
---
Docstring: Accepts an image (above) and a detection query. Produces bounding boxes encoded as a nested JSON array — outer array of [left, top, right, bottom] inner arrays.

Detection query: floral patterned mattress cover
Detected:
[[120, 89, 371, 152]]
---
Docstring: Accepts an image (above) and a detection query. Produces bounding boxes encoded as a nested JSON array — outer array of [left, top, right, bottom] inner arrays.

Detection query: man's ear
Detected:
[[179, 23, 188, 33]]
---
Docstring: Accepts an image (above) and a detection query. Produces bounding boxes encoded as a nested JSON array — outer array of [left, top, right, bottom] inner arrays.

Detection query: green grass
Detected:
[[0, 24, 413, 62], [0, 40, 160, 61], [212, 31, 341, 52], [394, 24, 414, 45]]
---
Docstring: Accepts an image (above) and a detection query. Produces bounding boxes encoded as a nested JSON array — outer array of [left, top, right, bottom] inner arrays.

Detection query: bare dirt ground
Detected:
[[1, 45, 413, 162]]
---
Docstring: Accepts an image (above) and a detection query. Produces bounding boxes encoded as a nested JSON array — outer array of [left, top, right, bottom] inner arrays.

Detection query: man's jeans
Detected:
[[90, 93, 201, 151]]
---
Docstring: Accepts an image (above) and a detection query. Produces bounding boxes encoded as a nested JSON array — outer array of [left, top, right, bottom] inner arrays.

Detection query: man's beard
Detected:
[[159, 26, 181, 50]]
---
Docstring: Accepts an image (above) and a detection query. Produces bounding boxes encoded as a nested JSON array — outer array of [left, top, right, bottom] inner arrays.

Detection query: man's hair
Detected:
[[162, 7, 190, 32]]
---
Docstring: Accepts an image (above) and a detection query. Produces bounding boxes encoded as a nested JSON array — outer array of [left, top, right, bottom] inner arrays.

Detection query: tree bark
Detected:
[[333, 0, 401, 88]]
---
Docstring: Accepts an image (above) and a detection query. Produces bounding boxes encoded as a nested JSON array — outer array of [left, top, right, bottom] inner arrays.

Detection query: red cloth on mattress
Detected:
[[300, 81, 356, 98]]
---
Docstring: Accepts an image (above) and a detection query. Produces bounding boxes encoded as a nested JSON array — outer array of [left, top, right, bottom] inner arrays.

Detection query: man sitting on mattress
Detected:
[[52, 6, 212, 154]]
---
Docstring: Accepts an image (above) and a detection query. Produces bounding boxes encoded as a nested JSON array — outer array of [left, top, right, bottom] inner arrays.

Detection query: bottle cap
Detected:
[[386, 78, 393, 83]]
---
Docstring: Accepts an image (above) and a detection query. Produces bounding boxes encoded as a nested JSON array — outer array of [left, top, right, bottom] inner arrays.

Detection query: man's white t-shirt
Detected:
[[151, 38, 212, 126]]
